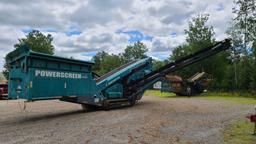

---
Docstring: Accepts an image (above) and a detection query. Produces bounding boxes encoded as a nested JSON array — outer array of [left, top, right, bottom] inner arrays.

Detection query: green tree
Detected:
[[253, 41, 256, 58], [185, 14, 215, 52], [250, 41, 256, 93], [92, 51, 108, 73], [233, 0, 256, 55], [170, 44, 191, 61], [14, 30, 54, 54], [169, 44, 194, 78], [152, 59, 167, 70], [92, 41, 148, 75], [170, 14, 229, 90], [92, 51, 124, 75], [229, 0, 256, 92], [3, 30, 55, 79], [170, 14, 216, 76], [123, 41, 148, 61]]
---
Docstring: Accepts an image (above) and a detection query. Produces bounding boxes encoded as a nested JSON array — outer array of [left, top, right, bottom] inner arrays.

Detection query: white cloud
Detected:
[[0, 0, 234, 70]]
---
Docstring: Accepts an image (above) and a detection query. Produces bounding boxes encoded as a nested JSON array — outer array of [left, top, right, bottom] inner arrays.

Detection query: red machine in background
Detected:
[[246, 108, 256, 135], [0, 83, 8, 99]]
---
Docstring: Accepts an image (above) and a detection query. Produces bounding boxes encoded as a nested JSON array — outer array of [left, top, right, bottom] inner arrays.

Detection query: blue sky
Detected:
[[65, 27, 82, 36], [0, 0, 235, 70], [116, 29, 153, 43]]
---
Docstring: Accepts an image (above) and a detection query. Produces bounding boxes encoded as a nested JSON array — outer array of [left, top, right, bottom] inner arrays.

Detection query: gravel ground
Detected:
[[0, 95, 254, 144]]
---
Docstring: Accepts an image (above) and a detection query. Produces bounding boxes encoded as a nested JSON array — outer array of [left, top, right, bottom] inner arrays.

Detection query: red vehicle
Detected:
[[0, 83, 8, 99]]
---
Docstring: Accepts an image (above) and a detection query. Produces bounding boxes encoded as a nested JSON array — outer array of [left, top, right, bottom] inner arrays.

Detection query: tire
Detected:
[[103, 102, 110, 111], [129, 96, 136, 106]]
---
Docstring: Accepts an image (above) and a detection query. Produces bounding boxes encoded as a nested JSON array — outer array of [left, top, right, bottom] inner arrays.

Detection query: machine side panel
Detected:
[[28, 68, 93, 100], [7, 47, 97, 101]]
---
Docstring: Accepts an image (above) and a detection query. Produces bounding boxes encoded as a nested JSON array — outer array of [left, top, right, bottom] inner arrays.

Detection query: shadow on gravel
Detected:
[[96, 100, 155, 112], [134, 100, 155, 107], [0, 109, 89, 126], [19, 109, 87, 123], [1, 100, 155, 125]]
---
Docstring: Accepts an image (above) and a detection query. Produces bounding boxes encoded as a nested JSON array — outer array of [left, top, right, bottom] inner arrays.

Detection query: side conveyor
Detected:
[[96, 58, 152, 92], [95, 60, 137, 83], [125, 39, 231, 99]]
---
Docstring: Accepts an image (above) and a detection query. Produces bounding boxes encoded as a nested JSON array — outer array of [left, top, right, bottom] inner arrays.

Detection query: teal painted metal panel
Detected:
[[105, 84, 123, 99], [7, 46, 154, 104], [96, 57, 152, 91], [101, 58, 153, 99], [29, 69, 92, 99], [7, 46, 99, 101]]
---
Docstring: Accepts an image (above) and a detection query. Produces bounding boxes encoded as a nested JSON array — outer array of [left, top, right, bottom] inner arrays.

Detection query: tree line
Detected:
[[91, 41, 148, 75], [169, 0, 255, 93], [2, 0, 256, 93]]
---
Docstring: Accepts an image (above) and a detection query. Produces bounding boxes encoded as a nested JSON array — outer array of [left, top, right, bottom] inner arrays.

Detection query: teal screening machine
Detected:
[[7, 39, 231, 110]]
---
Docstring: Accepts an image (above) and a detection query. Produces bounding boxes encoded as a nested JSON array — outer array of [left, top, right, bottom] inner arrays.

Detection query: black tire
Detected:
[[103, 102, 110, 111], [129, 96, 136, 106]]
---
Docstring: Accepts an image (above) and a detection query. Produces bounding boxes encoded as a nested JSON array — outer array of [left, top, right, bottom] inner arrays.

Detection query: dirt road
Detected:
[[0, 95, 253, 144]]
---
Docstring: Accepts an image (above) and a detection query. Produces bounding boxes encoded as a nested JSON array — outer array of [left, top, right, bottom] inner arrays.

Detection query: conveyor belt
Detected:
[[125, 39, 231, 97], [95, 60, 137, 83]]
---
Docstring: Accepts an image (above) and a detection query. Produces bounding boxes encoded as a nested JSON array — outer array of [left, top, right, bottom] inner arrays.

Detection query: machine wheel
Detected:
[[129, 96, 136, 106], [81, 104, 96, 111]]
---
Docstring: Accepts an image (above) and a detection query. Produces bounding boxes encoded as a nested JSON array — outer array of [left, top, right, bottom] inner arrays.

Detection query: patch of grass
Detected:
[[198, 92, 256, 105], [144, 90, 176, 98], [203, 92, 255, 98], [224, 120, 256, 144], [145, 90, 256, 104]]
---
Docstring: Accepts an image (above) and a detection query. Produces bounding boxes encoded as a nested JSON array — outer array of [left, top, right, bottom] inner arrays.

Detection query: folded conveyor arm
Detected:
[[126, 39, 231, 97]]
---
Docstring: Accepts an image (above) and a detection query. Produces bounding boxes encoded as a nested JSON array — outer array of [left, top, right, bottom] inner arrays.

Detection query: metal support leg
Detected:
[[23, 101, 27, 111]]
